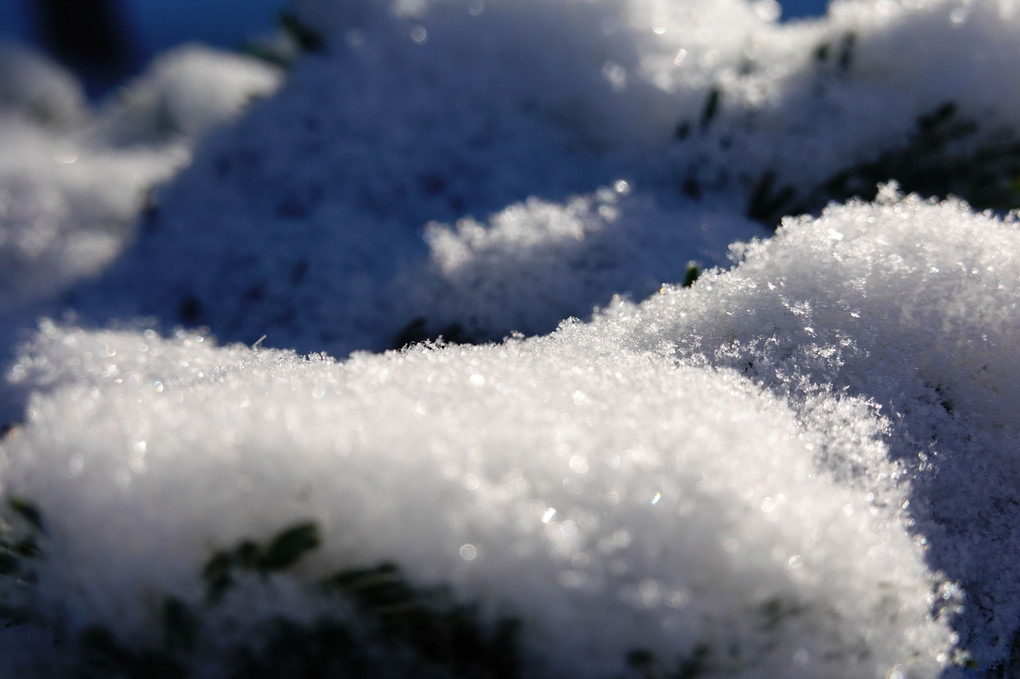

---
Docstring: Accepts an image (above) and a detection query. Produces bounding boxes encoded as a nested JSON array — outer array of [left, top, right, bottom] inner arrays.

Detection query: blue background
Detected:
[[779, 0, 832, 20]]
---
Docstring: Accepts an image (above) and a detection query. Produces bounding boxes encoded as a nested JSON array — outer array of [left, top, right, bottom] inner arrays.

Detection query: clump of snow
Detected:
[[92, 45, 284, 145], [0, 123, 184, 314], [2, 313, 952, 677], [826, 0, 1020, 125], [0, 45, 281, 317], [597, 185, 1020, 666], [70, 0, 786, 354], [5, 189, 1020, 675], [404, 184, 762, 342], [0, 43, 86, 128], [671, 0, 1020, 204], [69, 0, 1020, 357]]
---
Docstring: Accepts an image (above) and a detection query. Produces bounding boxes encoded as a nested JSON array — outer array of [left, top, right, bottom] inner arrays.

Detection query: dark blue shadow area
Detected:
[[779, 0, 830, 21], [60, 2, 669, 358]]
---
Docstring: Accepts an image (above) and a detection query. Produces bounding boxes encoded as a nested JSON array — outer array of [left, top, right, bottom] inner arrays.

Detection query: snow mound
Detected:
[[73, 0, 1020, 356], [671, 0, 1020, 218], [2, 319, 950, 678], [598, 185, 1020, 666], [403, 183, 762, 342], [0, 46, 281, 317], [9, 189, 1020, 675], [0, 43, 85, 128], [0, 125, 185, 313], [93, 45, 284, 145]]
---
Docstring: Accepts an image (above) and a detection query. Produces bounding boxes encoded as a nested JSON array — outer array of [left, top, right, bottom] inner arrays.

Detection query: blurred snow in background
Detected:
[[0, 1, 837, 79]]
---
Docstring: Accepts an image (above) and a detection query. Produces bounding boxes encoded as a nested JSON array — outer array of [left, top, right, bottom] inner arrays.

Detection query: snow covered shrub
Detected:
[[65, 0, 1020, 358], [0, 316, 957, 677], [400, 186, 763, 345], [599, 185, 1020, 671], [67, 0, 794, 354], [12, 183, 1020, 675], [1, 514, 522, 679], [0, 43, 86, 128], [744, 100, 1020, 227], [0, 44, 280, 320], [670, 0, 1020, 227], [93, 45, 283, 145]]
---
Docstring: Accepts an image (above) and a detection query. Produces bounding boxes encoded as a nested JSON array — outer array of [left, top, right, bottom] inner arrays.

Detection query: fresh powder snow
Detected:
[[1, 0, 1019, 677]]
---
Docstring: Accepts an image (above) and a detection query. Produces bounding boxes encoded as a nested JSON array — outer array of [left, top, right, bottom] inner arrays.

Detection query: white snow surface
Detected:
[[0, 44, 281, 317], [4, 189, 1019, 676], [49, 0, 1016, 357], [1, 0, 1019, 676]]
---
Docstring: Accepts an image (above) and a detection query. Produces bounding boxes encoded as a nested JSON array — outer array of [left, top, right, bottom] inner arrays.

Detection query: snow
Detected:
[[598, 186, 1020, 666], [0, 44, 281, 320], [2, 307, 956, 677], [43, 0, 1016, 358], [0, 46, 174, 316], [92, 45, 284, 144], [0, 0, 1019, 676], [405, 186, 763, 343]]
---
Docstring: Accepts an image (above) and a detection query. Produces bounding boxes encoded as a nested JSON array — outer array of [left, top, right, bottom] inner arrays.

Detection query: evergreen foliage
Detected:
[[747, 101, 1020, 228], [1, 508, 524, 678]]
